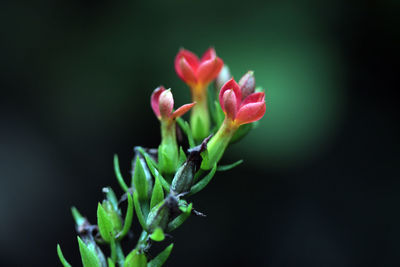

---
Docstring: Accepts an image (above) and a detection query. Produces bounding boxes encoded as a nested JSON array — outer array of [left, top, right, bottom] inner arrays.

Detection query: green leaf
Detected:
[[97, 203, 114, 242], [148, 243, 174, 267], [71, 206, 85, 227], [117, 192, 134, 241], [114, 154, 129, 192], [138, 148, 170, 192], [108, 258, 115, 267], [77, 236, 101, 267], [178, 146, 187, 166], [217, 159, 243, 171], [57, 244, 72, 267], [124, 249, 147, 267], [188, 164, 217, 196], [150, 227, 165, 242], [133, 156, 149, 201], [167, 203, 192, 232], [176, 117, 195, 148], [133, 191, 148, 231], [150, 175, 164, 210]]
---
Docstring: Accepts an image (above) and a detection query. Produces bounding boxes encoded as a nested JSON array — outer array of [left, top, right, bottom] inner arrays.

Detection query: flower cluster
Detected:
[[57, 47, 267, 267]]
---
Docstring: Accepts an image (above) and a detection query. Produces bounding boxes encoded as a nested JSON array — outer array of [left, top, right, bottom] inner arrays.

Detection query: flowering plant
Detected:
[[57, 47, 266, 267]]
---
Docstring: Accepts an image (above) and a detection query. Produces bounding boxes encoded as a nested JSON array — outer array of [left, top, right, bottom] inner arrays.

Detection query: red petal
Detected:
[[219, 79, 241, 111], [174, 49, 199, 79], [171, 102, 196, 119], [235, 102, 266, 125], [179, 57, 197, 85], [222, 90, 237, 120], [241, 92, 265, 107], [196, 57, 224, 85], [159, 89, 174, 118], [151, 86, 165, 119], [200, 47, 216, 62]]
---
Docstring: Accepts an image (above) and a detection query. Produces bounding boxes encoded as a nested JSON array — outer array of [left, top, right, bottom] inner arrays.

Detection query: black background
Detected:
[[0, 0, 399, 266]]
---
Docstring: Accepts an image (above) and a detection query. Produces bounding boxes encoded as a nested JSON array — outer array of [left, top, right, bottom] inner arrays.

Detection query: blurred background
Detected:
[[0, 0, 399, 266]]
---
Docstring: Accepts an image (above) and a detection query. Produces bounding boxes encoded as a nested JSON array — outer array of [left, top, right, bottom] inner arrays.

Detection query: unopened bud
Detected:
[[214, 65, 231, 92], [238, 71, 255, 99]]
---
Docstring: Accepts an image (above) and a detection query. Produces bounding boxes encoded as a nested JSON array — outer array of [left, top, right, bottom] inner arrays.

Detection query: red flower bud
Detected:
[[174, 47, 223, 89], [219, 78, 266, 126], [238, 70, 255, 99], [151, 86, 195, 121]]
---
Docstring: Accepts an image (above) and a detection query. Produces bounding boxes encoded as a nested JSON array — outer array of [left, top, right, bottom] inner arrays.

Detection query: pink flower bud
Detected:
[[174, 47, 224, 89], [218, 78, 266, 126], [238, 70, 255, 99], [150, 86, 195, 121]]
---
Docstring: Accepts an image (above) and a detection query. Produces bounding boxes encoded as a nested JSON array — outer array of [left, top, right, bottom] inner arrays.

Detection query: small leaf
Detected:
[[138, 148, 170, 192], [108, 258, 116, 267], [71, 206, 85, 227], [114, 154, 129, 192], [217, 159, 243, 171], [178, 146, 187, 166], [57, 244, 72, 267], [77, 236, 101, 267], [167, 203, 192, 232], [176, 117, 195, 147], [124, 249, 147, 267], [188, 164, 217, 196], [148, 243, 174, 267], [97, 203, 114, 242], [117, 192, 134, 240], [133, 156, 149, 201], [150, 175, 164, 210], [150, 227, 165, 242], [133, 191, 148, 231]]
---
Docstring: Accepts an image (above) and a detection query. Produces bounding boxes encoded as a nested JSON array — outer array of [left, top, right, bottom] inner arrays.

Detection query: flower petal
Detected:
[[171, 102, 196, 119], [196, 57, 224, 86], [175, 49, 199, 79], [241, 92, 265, 107], [159, 89, 174, 118], [200, 47, 216, 62], [222, 90, 237, 120], [151, 86, 165, 119], [179, 57, 198, 86], [219, 78, 241, 111], [235, 102, 266, 125]]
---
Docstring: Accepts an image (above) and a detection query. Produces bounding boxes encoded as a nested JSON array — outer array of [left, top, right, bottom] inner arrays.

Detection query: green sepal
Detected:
[[77, 236, 101, 267], [104, 187, 120, 214], [97, 203, 114, 242], [133, 191, 148, 231], [176, 117, 195, 148], [108, 258, 115, 267], [217, 159, 243, 171], [148, 243, 174, 267], [188, 163, 217, 196], [167, 203, 192, 232], [229, 123, 253, 144], [71, 206, 85, 228], [138, 148, 170, 192], [124, 249, 147, 267], [150, 175, 164, 210], [117, 192, 134, 241], [114, 154, 129, 192], [213, 100, 225, 129], [57, 244, 72, 267], [178, 146, 187, 166], [150, 227, 165, 242], [133, 156, 149, 201], [146, 201, 170, 232]]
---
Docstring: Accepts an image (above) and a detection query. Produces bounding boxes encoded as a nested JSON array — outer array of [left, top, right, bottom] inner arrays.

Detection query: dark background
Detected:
[[1, 0, 399, 266]]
